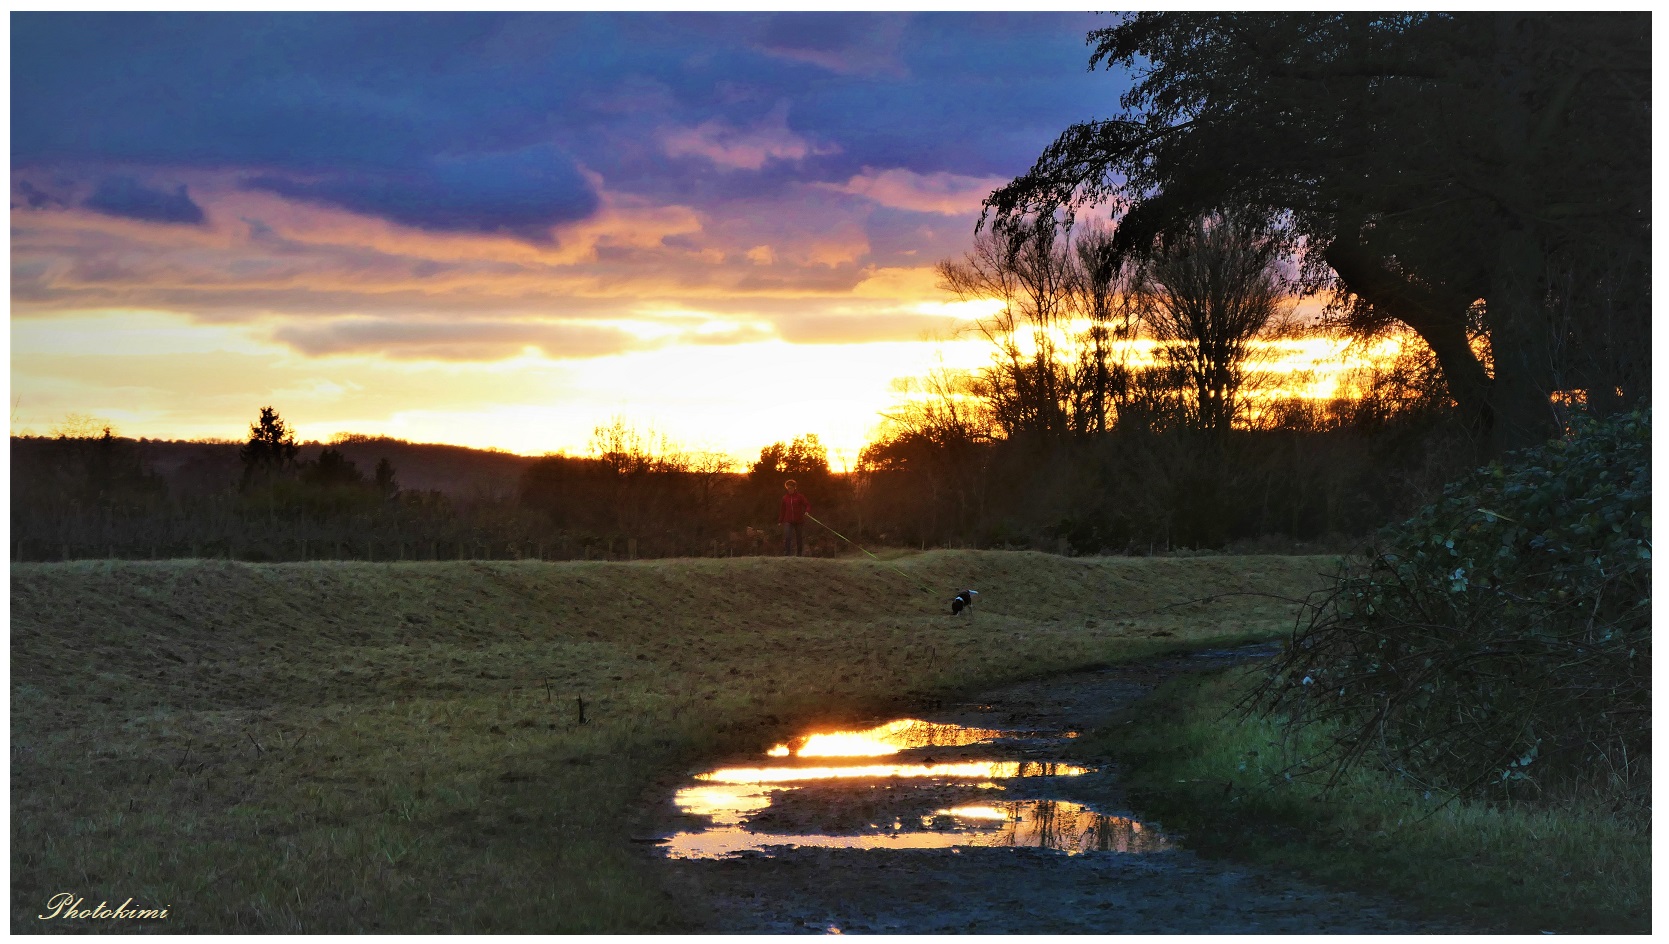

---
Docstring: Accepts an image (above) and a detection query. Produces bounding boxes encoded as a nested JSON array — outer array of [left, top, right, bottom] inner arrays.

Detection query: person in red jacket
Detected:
[[779, 479, 811, 556]]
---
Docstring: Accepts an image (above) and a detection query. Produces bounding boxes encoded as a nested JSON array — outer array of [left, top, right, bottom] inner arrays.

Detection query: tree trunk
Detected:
[[1482, 13, 1560, 455], [1323, 237, 1495, 436], [1486, 227, 1558, 453]]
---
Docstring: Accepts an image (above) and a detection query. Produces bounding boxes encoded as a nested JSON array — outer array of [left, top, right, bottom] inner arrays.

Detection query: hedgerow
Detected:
[[1259, 409, 1650, 806]]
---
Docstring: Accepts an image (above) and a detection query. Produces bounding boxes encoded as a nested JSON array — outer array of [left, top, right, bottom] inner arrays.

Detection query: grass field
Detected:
[[11, 550, 1334, 933], [1105, 669, 1652, 934]]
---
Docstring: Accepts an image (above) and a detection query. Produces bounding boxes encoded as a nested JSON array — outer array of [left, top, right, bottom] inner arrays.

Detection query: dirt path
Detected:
[[649, 645, 1465, 934]]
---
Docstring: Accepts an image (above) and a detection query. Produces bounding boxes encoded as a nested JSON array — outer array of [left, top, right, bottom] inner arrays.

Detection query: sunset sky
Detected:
[[11, 12, 1349, 467]]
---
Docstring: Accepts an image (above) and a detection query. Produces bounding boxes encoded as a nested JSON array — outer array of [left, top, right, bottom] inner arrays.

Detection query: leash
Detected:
[[804, 513, 938, 598]]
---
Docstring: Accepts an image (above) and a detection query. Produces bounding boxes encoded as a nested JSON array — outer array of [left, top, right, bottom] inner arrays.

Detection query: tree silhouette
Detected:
[[751, 434, 830, 482], [301, 448, 364, 488], [1130, 214, 1293, 433], [984, 12, 1649, 452], [71, 426, 165, 516], [1072, 222, 1133, 437], [374, 458, 399, 499], [239, 406, 299, 489], [586, 417, 690, 542], [939, 222, 1080, 442]]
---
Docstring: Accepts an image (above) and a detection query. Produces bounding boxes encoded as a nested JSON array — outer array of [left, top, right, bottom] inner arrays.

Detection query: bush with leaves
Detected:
[[1259, 409, 1650, 806]]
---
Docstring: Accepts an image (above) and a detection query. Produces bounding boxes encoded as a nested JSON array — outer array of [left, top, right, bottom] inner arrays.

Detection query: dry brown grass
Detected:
[[12, 550, 1334, 932]]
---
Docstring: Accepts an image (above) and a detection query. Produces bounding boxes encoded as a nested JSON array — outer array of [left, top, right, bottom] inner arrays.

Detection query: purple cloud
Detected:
[[83, 177, 205, 225], [243, 146, 598, 241]]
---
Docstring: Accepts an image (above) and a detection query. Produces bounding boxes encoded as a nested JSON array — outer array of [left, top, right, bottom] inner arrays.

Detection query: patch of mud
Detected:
[[652, 642, 1466, 933]]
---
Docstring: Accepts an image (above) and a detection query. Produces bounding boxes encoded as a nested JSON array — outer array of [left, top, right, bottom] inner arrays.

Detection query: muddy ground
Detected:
[[648, 645, 1469, 934]]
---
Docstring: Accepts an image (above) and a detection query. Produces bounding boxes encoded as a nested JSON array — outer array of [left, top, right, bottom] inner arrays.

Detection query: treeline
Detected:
[[9, 408, 847, 562], [13, 365, 1476, 564], [10, 421, 549, 563], [857, 343, 1482, 553]]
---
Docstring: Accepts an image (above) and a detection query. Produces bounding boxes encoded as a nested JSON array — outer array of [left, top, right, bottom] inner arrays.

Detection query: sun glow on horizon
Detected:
[[12, 306, 1412, 466], [10, 306, 992, 465]]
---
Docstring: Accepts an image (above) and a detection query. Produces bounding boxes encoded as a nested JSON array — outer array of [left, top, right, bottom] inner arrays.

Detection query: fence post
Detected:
[[627, 538, 637, 560]]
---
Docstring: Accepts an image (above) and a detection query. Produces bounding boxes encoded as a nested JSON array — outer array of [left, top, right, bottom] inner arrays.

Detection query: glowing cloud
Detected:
[[826, 167, 1007, 215], [661, 102, 837, 171]]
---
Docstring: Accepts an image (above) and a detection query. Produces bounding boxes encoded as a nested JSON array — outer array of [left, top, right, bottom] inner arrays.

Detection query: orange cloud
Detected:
[[800, 227, 871, 268], [850, 265, 942, 299], [823, 167, 1007, 215]]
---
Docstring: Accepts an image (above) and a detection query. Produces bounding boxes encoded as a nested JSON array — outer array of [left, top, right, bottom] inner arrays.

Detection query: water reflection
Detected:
[[672, 784, 784, 825], [662, 798, 1168, 860], [698, 760, 1088, 785], [932, 800, 1168, 854], [661, 716, 1173, 861], [766, 718, 1011, 758]]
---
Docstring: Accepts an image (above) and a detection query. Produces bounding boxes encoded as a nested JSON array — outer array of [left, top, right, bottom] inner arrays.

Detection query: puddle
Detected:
[[659, 717, 1172, 860], [656, 645, 1465, 935]]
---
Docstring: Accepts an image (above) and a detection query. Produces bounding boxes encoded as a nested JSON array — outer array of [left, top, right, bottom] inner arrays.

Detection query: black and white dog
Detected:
[[950, 589, 979, 616]]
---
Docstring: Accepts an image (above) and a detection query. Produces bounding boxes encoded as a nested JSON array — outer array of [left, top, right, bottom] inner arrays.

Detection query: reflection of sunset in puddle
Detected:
[[661, 717, 1173, 860], [662, 798, 1170, 860], [672, 785, 785, 826], [699, 760, 1089, 784], [936, 805, 1009, 820], [766, 718, 1012, 758]]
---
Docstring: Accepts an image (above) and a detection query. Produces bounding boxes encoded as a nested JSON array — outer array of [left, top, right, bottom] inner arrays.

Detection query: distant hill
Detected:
[[13, 435, 544, 499], [307, 436, 539, 499]]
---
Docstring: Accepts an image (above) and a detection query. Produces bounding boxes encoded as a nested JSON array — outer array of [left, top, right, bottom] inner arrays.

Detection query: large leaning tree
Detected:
[[984, 13, 1649, 454]]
